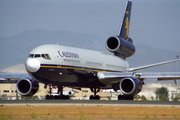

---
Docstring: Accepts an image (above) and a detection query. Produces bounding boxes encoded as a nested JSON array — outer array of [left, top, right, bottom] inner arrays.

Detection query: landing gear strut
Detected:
[[46, 85, 70, 99], [89, 87, 100, 100]]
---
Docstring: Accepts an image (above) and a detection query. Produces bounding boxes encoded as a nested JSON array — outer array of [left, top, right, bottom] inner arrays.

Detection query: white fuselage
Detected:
[[25, 44, 129, 88]]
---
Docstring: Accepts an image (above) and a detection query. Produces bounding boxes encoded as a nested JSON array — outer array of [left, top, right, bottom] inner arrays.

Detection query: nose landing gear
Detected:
[[89, 87, 100, 100], [46, 85, 70, 99]]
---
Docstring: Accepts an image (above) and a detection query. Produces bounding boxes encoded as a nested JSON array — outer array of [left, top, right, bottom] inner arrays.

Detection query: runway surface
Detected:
[[0, 100, 180, 107]]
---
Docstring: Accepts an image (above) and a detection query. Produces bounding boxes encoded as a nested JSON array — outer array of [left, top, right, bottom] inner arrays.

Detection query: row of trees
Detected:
[[155, 87, 180, 101], [134, 87, 180, 101]]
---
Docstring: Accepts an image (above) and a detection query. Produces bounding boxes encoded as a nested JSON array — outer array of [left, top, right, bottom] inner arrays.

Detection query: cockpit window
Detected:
[[41, 54, 51, 60], [45, 54, 51, 60], [28, 54, 51, 60], [29, 54, 34, 58], [41, 54, 46, 59], [34, 54, 41, 58]]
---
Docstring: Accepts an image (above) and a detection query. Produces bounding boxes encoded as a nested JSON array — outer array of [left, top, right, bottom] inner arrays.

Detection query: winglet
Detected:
[[118, 1, 132, 41]]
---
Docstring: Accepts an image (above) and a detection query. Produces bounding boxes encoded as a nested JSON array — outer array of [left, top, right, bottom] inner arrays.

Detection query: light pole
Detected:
[[176, 55, 179, 72], [176, 55, 179, 86], [176, 55, 180, 98]]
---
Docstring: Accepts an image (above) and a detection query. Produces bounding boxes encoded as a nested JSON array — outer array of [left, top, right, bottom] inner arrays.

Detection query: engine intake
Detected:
[[16, 79, 39, 96], [119, 77, 142, 96], [106, 36, 135, 58]]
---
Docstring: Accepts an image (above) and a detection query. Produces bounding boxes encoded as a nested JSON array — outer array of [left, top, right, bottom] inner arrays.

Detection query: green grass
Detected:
[[59, 113, 65, 118], [30, 112, 37, 118]]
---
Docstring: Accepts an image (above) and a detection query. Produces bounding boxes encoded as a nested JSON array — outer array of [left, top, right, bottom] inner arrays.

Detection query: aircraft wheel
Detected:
[[118, 95, 125, 100], [95, 95, 100, 100], [118, 95, 134, 100], [46, 95, 50, 99], [124, 95, 134, 100], [46, 95, 54, 100], [64, 95, 70, 99], [90, 95, 94, 100], [54, 95, 60, 99], [89, 95, 100, 100], [126, 96, 134, 100]]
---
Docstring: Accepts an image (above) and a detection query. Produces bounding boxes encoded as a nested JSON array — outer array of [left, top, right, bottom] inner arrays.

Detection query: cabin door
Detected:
[[55, 53, 61, 67]]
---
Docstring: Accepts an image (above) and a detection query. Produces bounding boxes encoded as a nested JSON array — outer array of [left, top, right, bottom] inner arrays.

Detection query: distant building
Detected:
[[0, 79, 111, 100], [0, 81, 48, 100], [0, 79, 179, 101], [138, 83, 180, 101], [0, 83, 17, 100]]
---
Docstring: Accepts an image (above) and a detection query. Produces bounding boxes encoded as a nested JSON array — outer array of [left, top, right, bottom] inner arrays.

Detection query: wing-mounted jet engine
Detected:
[[106, 36, 135, 58], [16, 79, 39, 96], [119, 77, 142, 96]]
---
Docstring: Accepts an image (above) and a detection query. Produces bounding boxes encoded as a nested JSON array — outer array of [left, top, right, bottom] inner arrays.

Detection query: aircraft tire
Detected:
[[95, 95, 100, 100], [118, 95, 134, 100], [46, 95, 70, 100], [54, 95, 61, 99], [90, 95, 94, 100], [63, 95, 70, 99], [89, 95, 100, 100], [118, 95, 125, 100], [46, 95, 50, 99], [46, 95, 54, 100]]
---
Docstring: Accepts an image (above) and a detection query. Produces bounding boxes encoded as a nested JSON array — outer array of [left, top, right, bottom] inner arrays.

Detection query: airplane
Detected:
[[1, 1, 180, 100]]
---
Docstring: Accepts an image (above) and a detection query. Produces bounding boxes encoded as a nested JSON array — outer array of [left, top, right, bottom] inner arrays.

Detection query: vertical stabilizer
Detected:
[[106, 1, 135, 58], [118, 1, 132, 41]]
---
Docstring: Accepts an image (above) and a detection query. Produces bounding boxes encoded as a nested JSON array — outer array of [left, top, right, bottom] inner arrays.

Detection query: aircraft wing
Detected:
[[98, 72, 180, 85], [98, 72, 134, 84], [136, 72, 180, 84], [128, 59, 180, 72]]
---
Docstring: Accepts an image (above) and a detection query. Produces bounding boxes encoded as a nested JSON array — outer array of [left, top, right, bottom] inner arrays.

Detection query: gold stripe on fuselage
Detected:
[[40, 65, 109, 72]]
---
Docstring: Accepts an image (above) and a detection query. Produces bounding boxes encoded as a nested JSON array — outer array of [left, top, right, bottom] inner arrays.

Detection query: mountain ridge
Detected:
[[1, 64, 26, 74], [0, 29, 179, 72]]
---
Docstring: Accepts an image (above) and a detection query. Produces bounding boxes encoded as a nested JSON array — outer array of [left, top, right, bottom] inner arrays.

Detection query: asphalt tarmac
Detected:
[[0, 100, 180, 107]]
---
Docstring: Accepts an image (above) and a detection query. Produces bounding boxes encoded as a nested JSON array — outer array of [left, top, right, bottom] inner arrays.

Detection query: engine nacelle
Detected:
[[119, 77, 142, 96], [106, 36, 135, 58], [16, 79, 39, 96]]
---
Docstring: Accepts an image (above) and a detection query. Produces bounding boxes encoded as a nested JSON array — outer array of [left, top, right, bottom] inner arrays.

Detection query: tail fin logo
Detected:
[[125, 16, 129, 40], [118, 1, 132, 41]]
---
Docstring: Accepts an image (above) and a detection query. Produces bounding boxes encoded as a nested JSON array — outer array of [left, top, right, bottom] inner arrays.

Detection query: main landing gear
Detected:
[[46, 85, 70, 99], [118, 95, 134, 100], [89, 88, 100, 100]]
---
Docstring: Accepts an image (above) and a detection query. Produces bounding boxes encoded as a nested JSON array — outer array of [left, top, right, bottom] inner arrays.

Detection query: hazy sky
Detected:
[[0, 0, 180, 51]]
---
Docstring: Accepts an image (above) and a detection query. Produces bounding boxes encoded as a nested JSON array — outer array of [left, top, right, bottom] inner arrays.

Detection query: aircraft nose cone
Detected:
[[26, 59, 40, 73]]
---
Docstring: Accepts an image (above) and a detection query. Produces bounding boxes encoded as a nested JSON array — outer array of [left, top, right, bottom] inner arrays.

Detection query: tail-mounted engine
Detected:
[[106, 36, 135, 58], [119, 77, 142, 96], [16, 79, 39, 96]]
